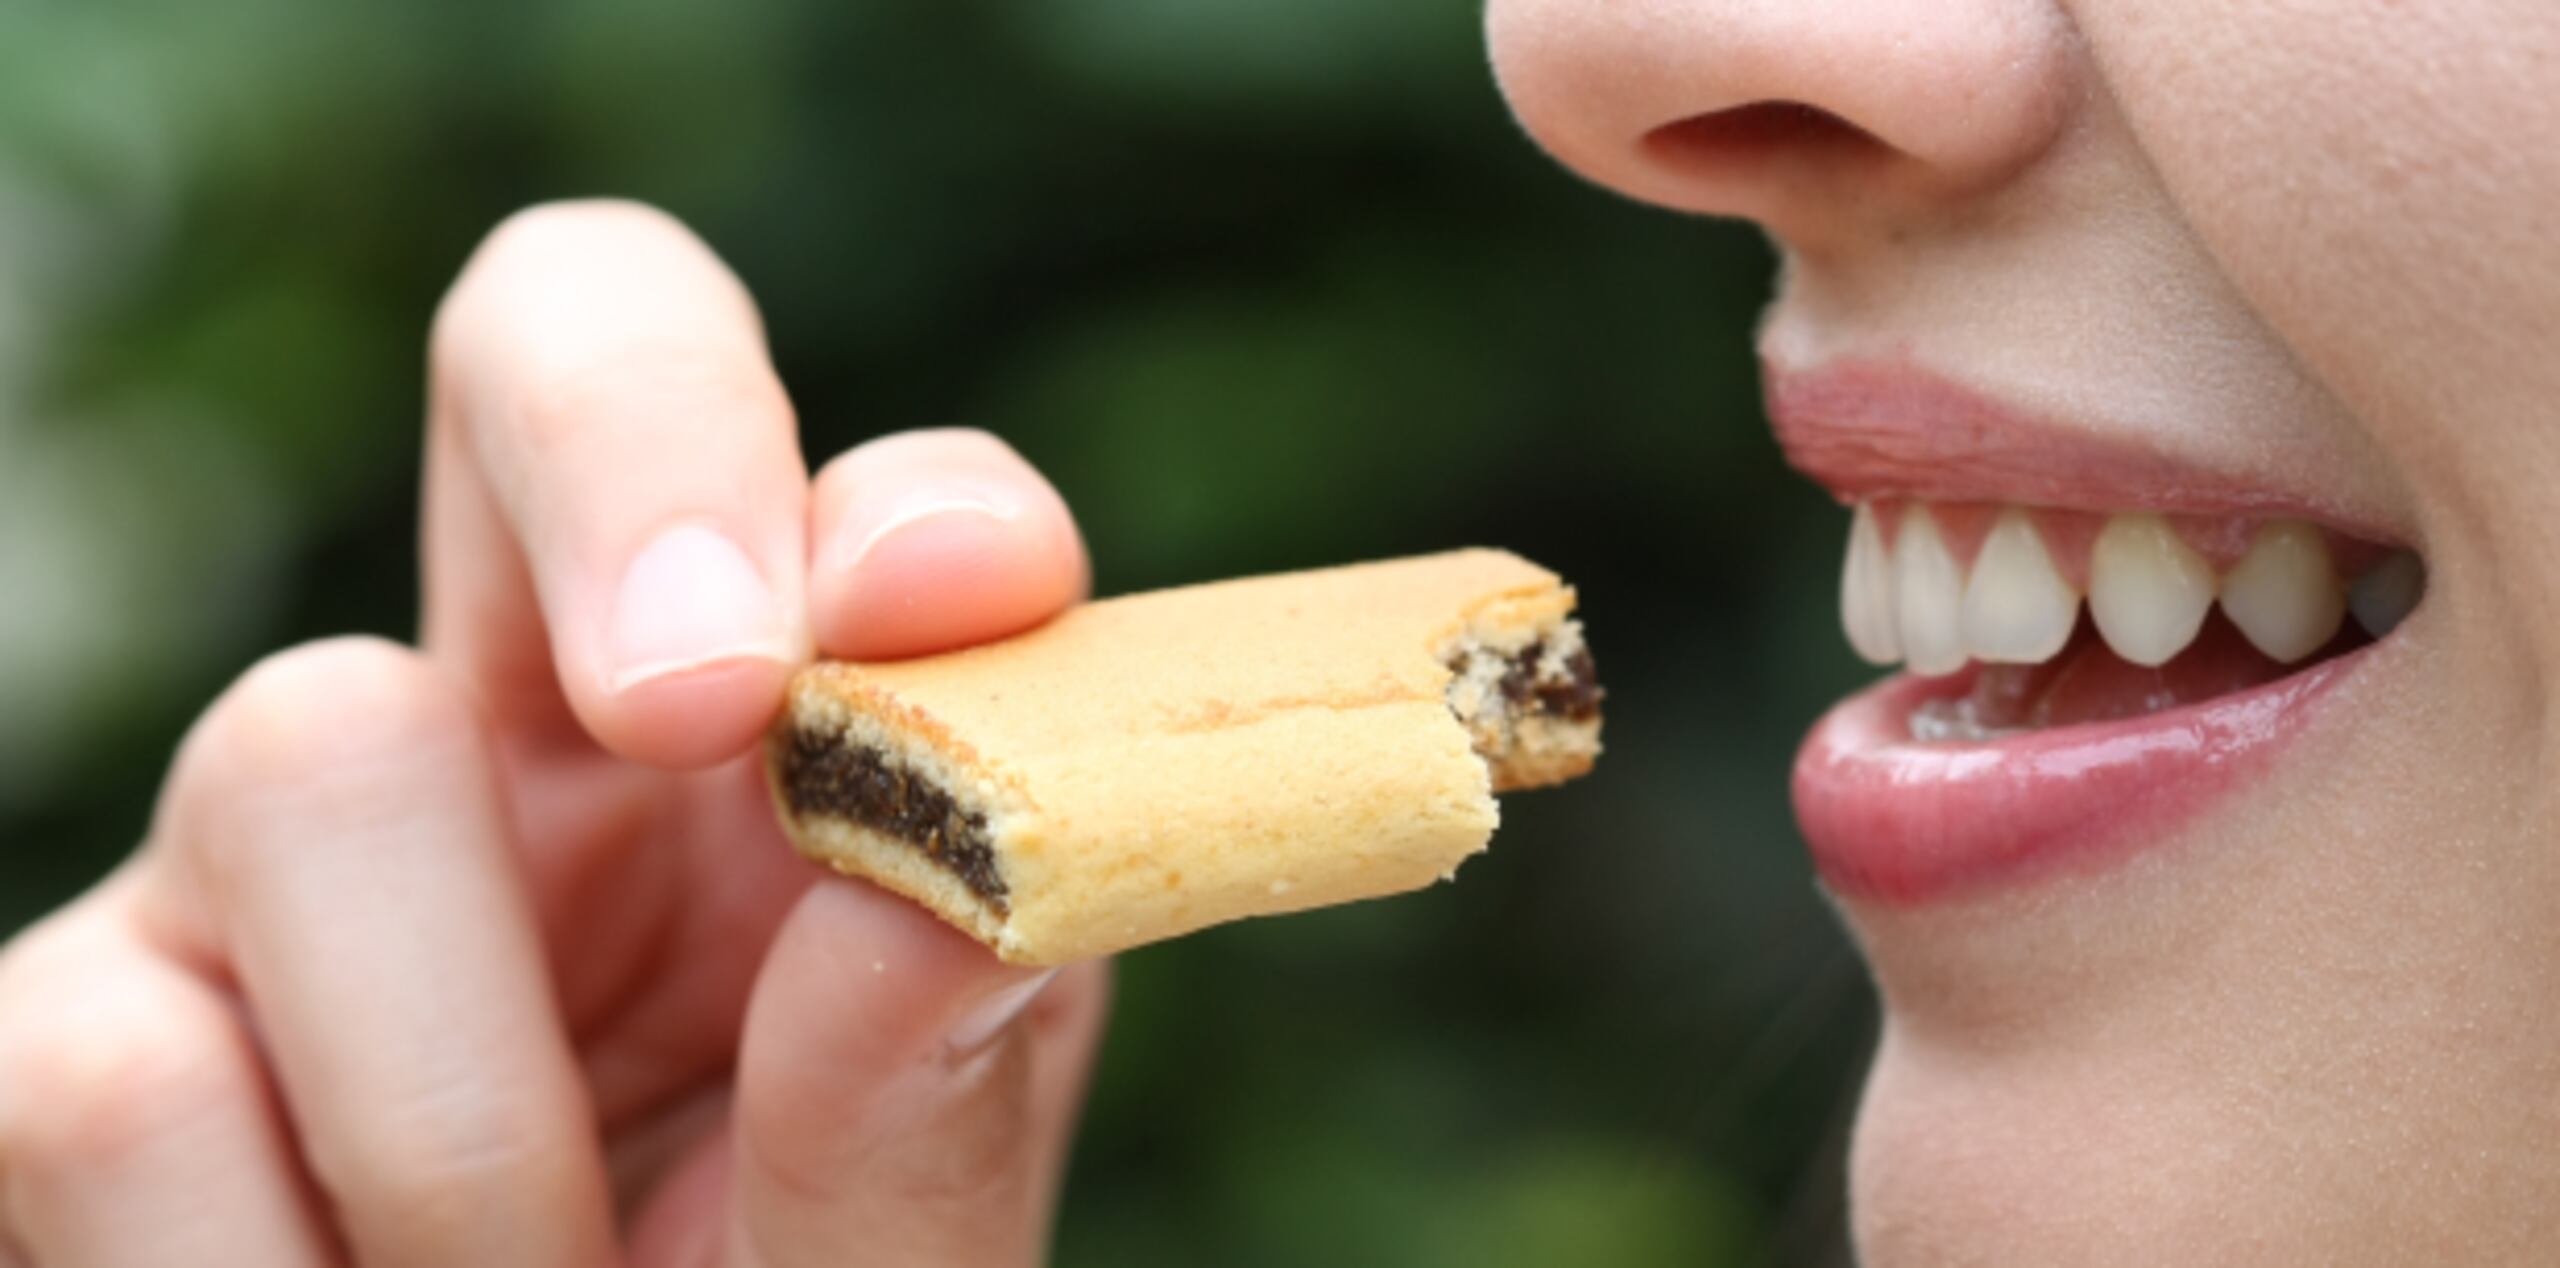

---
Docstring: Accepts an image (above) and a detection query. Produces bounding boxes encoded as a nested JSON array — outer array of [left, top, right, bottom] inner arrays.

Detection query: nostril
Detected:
[[1641, 101, 1891, 177]]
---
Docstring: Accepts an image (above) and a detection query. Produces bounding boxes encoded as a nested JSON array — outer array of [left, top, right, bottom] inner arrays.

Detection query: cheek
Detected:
[[2073, 0, 2560, 373], [2074, 0, 2560, 774], [2071, 0, 2560, 512]]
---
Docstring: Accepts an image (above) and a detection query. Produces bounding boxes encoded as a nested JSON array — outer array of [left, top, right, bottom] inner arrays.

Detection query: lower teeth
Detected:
[[1901, 608, 2362, 740], [1908, 697, 2029, 743]]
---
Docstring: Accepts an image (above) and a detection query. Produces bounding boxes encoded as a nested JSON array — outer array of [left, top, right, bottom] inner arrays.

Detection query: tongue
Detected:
[[1917, 611, 2366, 736]]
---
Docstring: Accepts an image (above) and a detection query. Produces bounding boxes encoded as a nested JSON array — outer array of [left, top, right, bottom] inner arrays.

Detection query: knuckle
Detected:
[[738, 1041, 1035, 1215], [0, 907, 78, 999], [167, 638, 480, 866], [201, 638, 475, 787], [315, 1089, 590, 1238], [0, 969, 250, 1176]]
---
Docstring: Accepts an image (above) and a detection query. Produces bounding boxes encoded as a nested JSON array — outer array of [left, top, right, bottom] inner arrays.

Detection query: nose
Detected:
[[1487, 0, 2074, 246]]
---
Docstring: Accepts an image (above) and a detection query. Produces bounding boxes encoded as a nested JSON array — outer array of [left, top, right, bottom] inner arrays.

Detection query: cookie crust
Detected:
[[765, 548, 1603, 964]]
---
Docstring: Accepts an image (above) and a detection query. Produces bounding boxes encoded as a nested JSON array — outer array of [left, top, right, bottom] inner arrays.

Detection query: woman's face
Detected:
[[1491, 1, 2560, 1261]]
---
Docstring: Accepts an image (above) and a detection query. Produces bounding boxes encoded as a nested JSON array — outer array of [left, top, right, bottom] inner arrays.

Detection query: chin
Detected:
[[1848, 1029, 2252, 1266]]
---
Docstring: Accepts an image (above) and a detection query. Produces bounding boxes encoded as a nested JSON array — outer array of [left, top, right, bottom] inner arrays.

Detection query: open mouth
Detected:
[[1843, 499, 2422, 737], [1776, 364, 2428, 903]]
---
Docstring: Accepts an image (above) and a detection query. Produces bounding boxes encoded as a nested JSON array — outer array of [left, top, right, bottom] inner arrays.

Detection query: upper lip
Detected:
[[1765, 359, 2404, 543]]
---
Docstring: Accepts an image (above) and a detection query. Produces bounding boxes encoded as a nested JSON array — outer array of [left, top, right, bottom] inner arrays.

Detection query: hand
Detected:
[[0, 201, 1108, 1267]]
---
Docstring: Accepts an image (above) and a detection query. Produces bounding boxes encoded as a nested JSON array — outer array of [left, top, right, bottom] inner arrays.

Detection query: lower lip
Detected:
[[1790, 651, 2368, 904]]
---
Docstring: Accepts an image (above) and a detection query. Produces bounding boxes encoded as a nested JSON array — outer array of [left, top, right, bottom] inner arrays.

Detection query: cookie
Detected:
[[765, 548, 1602, 964]]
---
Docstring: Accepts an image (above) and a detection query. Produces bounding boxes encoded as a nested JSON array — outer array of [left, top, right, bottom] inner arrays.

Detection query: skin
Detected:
[[5, 3, 2555, 1263], [1488, 0, 2560, 1262], [0, 203, 1105, 1266]]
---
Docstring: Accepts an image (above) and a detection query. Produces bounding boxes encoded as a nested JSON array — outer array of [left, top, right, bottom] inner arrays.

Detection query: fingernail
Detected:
[[607, 522, 796, 691], [830, 490, 1021, 579], [945, 969, 1057, 1056]]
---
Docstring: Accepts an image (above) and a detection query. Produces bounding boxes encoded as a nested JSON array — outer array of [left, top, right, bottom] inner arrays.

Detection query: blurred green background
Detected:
[[0, 0, 1873, 1263]]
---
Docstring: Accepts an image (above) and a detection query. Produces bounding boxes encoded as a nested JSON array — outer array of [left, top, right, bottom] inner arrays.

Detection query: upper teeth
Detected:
[[1836, 501, 2417, 673], [1894, 504, 1970, 676], [1961, 508, 2078, 664], [2217, 521, 2346, 663], [2087, 513, 2215, 667], [2347, 549, 2424, 640], [1840, 502, 1901, 664]]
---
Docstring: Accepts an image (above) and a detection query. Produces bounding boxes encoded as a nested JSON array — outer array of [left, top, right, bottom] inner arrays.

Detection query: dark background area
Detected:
[[0, 1, 1873, 1263]]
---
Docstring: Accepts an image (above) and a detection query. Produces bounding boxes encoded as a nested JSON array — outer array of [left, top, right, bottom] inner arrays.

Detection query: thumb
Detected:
[[723, 880, 1108, 1268]]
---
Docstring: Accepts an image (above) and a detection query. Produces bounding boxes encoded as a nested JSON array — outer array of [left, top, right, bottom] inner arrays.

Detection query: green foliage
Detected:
[[0, 2, 1874, 1262]]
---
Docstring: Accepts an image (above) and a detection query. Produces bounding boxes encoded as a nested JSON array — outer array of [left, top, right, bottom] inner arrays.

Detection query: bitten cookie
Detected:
[[764, 548, 1603, 964]]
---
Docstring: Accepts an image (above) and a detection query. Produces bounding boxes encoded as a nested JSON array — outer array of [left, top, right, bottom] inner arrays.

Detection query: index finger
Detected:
[[422, 199, 810, 768]]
